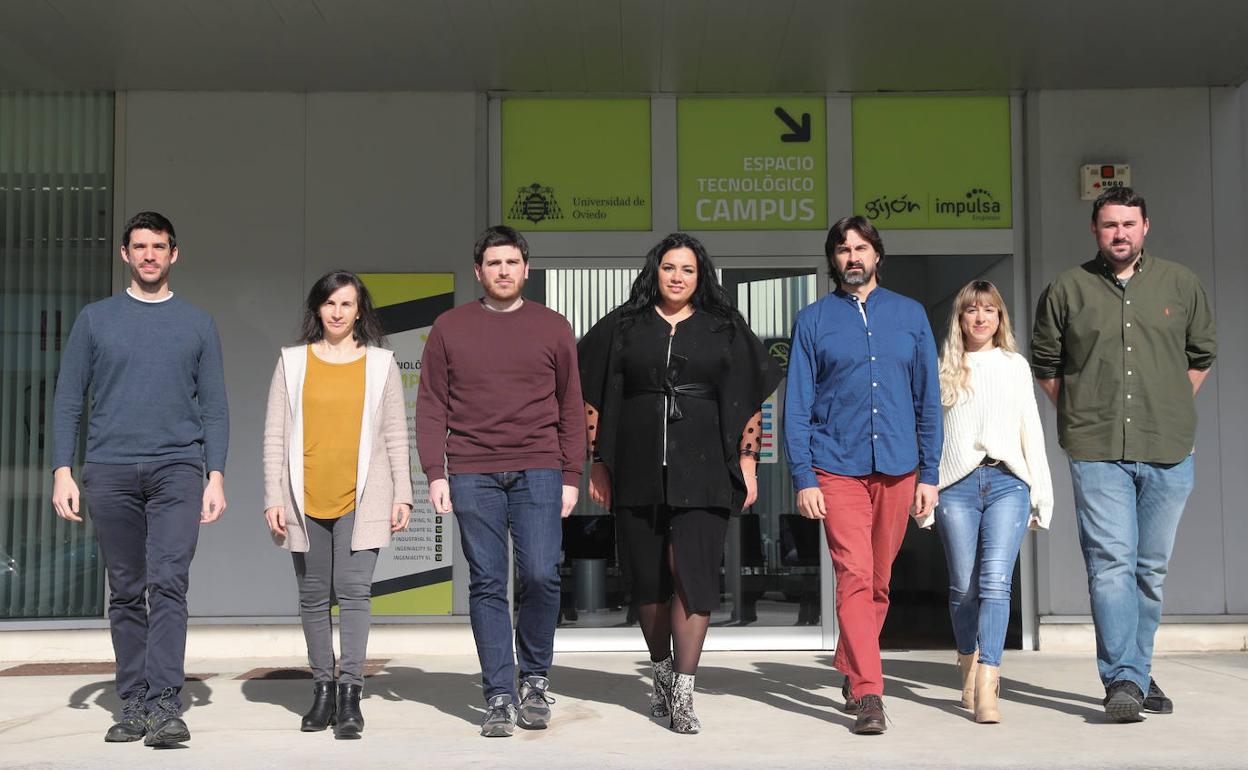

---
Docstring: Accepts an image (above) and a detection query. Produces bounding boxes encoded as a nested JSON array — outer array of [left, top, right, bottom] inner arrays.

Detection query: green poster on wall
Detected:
[[677, 98, 827, 231], [501, 99, 651, 231], [852, 96, 1011, 230]]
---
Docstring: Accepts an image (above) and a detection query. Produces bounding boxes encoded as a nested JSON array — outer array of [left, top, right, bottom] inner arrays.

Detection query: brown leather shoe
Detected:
[[841, 677, 860, 713], [853, 694, 886, 734]]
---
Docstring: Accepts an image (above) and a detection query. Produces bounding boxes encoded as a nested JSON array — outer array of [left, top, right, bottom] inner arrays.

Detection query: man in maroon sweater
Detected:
[[416, 225, 585, 737]]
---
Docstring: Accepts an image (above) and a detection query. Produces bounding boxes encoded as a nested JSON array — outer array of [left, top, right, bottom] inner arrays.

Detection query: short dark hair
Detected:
[[1091, 186, 1147, 223], [473, 225, 529, 265], [121, 211, 177, 250], [297, 270, 387, 348], [825, 215, 885, 280]]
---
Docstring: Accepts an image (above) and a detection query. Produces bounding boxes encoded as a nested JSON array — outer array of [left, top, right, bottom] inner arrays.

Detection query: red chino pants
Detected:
[[817, 468, 917, 698]]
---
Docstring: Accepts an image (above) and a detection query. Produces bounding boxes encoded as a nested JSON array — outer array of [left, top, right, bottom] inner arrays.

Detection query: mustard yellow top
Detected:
[[302, 346, 366, 519]]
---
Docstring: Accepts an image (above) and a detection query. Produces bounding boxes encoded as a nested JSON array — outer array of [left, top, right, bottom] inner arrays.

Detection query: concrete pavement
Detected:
[[1, 650, 1245, 769]]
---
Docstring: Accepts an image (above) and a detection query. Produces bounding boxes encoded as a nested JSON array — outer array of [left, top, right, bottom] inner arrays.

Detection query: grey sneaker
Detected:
[[143, 687, 191, 747], [481, 694, 517, 737], [105, 687, 148, 742], [518, 676, 555, 730]]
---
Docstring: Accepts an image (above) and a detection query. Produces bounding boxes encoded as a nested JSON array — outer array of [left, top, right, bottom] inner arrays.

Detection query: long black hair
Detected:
[[619, 233, 740, 330], [297, 269, 387, 348]]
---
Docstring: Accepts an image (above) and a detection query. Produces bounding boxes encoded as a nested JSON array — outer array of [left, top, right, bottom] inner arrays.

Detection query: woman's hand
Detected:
[[264, 506, 286, 536], [391, 503, 412, 532], [742, 474, 759, 510], [588, 462, 612, 510]]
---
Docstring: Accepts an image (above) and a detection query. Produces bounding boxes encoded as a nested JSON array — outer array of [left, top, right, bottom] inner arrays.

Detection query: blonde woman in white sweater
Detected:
[[917, 280, 1052, 724]]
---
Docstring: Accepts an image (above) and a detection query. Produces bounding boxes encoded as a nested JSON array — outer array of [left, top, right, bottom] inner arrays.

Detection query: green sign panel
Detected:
[[678, 98, 827, 230], [852, 96, 1012, 229], [501, 99, 651, 231]]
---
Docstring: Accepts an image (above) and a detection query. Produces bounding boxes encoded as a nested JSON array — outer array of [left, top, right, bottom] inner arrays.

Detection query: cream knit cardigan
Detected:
[[916, 347, 1054, 530], [263, 345, 413, 552]]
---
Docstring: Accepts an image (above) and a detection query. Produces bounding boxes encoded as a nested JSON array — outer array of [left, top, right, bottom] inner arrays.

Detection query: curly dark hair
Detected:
[[297, 269, 387, 348]]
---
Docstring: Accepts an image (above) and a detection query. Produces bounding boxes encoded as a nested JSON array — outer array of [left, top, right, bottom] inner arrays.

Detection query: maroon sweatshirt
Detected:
[[415, 299, 586, 484]]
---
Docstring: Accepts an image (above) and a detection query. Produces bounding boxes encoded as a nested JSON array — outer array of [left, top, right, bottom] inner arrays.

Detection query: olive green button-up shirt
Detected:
[[1031, 252, 1216, 464]]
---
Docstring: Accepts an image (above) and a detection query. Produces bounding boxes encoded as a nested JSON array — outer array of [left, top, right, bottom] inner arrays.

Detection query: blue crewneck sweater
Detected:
[[51, 291, 229, 473]]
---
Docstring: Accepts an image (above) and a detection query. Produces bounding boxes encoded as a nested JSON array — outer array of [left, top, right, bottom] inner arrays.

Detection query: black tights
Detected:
[[636, 543, 710, 675]]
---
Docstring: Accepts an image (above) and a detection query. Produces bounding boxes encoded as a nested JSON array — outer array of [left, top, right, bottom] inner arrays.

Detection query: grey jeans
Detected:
[[292, 510, 379, 686]]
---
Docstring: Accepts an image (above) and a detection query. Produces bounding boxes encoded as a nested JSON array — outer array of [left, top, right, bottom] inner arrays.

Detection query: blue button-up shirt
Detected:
[[784, 286, 942, 489]]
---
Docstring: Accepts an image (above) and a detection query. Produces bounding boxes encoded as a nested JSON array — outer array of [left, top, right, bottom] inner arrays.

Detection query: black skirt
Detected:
[[616, 504, 729, 613]]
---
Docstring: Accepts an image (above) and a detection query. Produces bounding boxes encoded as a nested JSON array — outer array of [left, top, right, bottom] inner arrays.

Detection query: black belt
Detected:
[[979, 456, 1002, 467], [625, 382, 717, 421]]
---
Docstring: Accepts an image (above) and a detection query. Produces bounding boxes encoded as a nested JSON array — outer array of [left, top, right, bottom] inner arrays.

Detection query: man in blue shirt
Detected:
[[785, 215, 941, 734]]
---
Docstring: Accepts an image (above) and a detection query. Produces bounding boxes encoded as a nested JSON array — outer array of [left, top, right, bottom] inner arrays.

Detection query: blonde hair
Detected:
[[938, 280, 1018, 407]]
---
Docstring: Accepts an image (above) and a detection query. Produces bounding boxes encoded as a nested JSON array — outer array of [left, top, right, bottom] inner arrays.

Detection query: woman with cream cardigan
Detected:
[[917, 280, 1052, 724], [263, 270, 412, 738]]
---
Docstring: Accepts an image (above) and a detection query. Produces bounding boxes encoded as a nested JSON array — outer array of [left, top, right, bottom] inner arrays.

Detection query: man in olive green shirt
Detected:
[[1032, 187, 1216, 723]]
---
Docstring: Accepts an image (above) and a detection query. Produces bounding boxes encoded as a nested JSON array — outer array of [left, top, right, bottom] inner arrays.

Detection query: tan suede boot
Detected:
[[957, 651, 978, 709], [974, 664, 1001, 723]]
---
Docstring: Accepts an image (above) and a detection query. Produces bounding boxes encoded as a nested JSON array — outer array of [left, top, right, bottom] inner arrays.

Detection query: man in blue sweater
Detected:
[[51, 211, 229, 748]]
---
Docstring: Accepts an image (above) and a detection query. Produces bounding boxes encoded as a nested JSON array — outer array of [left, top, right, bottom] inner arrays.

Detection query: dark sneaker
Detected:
[[517, 676, 555, 730], [481, 694, 517, 737], [853, 694, 886, 735], [1103, 680, 1145, 723], [144, 687, 191, 747], [104, 688, 148, 742], [1143, 677, 1174, 714], [841, 677, 860, 714]]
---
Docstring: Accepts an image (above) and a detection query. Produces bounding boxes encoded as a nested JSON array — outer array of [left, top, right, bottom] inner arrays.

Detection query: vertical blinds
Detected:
[[0, 91, 113, 618]]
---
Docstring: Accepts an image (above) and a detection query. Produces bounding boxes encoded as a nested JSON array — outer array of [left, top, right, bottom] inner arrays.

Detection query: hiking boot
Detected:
[[105, 687, 148, 742], [481, 694, 517, 737], [517, 676, 555, 730], [650, 656, 674, 719], [1103, 680, 1145, 723], [1143, 677, 1173, 714], [841, 677, 860, 713], [143, 688, 190, 747], [853, 694, 886, 735]]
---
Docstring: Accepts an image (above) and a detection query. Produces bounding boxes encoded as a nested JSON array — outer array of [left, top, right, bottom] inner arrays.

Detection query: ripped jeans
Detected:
[[934, 464, 1031, 667]]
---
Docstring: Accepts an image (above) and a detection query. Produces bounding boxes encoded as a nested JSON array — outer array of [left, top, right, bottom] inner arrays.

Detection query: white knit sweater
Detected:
[[916, 347, 1054, 530]]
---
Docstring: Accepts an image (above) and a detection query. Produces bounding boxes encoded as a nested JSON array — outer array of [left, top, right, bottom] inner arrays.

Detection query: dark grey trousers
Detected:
[[292, 510, 379, 686], [82, 460, 203, 710]]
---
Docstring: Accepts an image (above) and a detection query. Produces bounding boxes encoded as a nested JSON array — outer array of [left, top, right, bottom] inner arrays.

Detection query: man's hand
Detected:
[[52, 467, 82, 523], [429, 478, 452, 514], [560, 484, 579, 519], [264, 506, 286, 537], [588, 462, 612, 510], [201, 471, 227, 523], [1037, 377, 1061, 407], [796, 487, 826, 520], [391, 503, 412, 532], [913, 482, 938, 521]]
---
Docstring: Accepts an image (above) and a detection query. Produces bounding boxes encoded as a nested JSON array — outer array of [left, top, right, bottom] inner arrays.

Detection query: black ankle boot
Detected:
[[335, 683, 364, 738], [300, 681, 336, 732]]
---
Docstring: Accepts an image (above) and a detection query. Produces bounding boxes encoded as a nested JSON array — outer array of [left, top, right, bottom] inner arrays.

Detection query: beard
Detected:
[[483, 277, 524, 302], [130, 263, 170, 288], [837, 263, 876, 286]]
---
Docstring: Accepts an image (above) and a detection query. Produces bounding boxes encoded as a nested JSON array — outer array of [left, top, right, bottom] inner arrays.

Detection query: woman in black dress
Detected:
[[578, 233, 782, 733]]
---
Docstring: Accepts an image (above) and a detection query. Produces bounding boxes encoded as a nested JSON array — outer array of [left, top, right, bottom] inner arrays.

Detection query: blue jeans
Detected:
[[449, 468, 563, 703], [934, 465, 1030, 667], [1069, 456, 1194, 693]]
